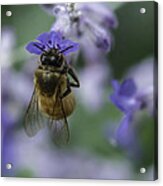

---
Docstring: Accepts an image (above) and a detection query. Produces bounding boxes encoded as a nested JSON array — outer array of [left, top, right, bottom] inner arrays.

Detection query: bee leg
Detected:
[[68, 66, 80, 88], [69, 82, 79, 87], [60, 81, 72, 99]]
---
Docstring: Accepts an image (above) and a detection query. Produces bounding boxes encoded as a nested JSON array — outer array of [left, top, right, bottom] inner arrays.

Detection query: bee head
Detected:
[[40, 49, 64, 68]]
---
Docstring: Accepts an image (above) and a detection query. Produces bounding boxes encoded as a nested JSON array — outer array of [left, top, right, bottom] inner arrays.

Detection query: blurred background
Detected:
[[1, 2, 157, 180]]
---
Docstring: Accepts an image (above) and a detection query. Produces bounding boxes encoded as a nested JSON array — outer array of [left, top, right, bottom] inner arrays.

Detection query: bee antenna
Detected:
[[33, 43, 48, 54], [59, 46, 73, 54]]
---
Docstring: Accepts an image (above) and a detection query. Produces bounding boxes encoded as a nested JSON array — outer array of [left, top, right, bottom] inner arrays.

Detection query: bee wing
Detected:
[[48, 97, 70, 145], [25, 88, 45, 137], [48, 119, 70, 145]]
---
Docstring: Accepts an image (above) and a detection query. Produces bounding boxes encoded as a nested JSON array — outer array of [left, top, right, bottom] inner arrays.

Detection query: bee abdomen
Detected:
[[39, 92, 76, 120], [61, 92, 76, 118]]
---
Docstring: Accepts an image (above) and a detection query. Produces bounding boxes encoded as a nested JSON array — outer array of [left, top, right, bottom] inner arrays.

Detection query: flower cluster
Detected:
[[26, 31, 79, 56], [110, 68, 154, 152], [42, 3, 117, 58]]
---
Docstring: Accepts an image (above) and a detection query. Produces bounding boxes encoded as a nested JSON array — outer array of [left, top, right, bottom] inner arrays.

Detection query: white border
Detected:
[[1, 0, 162, 186]]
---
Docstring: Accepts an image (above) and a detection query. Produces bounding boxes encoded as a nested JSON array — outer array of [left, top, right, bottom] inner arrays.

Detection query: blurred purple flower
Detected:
[[1, 66, 34, 176], [110, 79, 141, 114], [115, 114, 141, 158], [109, 79, 143, 155], [26, 31, 79, 56], [5, 129, 133, 179], [50, 3, 117, 53], [109, 60, 154, 154], [78, 63, 109, 111], [1, 27, 34, 176], [1, 27, 15, 67], [126, 57, 154, 115]]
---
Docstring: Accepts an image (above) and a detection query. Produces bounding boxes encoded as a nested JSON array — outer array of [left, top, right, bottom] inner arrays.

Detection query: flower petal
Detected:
[[25, 41, 44, 55], [49, 31, 62, 48], [110, 79, 140, 113], [80, 3, 118, 29], [95, 31, 111, 51], [36, 32, 49, 44], [84, 19, 111, 51], [59, 39, 79, 55], [110, 93, 140, 113], [26, 31, 79, 55], [110, 94, 126, 112], [115, 113, 133, 147], [115, 113, 141, 158], [119, 79, 137, 97], [111, 80, 120, 92]]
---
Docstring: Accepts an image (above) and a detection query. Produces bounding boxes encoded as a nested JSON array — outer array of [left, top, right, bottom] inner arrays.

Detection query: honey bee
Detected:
[[25, 46, 80, 145]]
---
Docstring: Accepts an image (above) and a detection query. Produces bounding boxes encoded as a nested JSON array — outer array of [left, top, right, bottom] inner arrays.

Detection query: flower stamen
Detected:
[[33, 43, 47, 54], [59, 45, 73, 54]]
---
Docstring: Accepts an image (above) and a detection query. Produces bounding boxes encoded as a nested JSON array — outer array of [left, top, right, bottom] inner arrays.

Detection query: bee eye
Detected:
[[41, 55, 47, 65], [40, 53, 63, 67]]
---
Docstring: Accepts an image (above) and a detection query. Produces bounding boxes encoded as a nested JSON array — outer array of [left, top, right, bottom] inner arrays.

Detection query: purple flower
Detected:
[[109, 79, 143, 152], [115, 114, 140, 156], [108, 58, 155, 159], [25, 31, 79, 56], [126, 57, 154, 115], [110, 79, 141, 114], [50, 3, 117, 53]]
